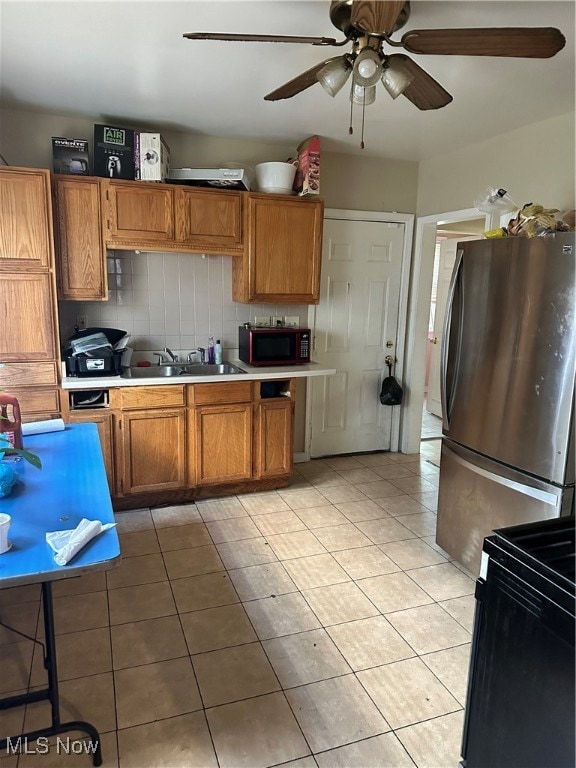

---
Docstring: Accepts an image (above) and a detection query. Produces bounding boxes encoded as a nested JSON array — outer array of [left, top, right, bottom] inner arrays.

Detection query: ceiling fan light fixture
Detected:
[[352, 47, 382, 87], [381, 57, 415, 99], [317, 55, 352, 97], [350, 83, 376, 106]]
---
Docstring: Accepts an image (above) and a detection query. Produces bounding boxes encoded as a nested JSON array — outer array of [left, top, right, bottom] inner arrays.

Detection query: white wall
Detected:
[[0, 106, 420, 212], [417, 112, 576, 216]]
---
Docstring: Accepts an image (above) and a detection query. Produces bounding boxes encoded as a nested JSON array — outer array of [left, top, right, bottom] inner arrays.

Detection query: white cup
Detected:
[[0, 513, 11, 554]]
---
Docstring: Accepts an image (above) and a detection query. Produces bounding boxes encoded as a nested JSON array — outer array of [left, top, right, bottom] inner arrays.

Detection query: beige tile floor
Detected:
[[421, 407, 443, 441], [0, 440, 478, 768]]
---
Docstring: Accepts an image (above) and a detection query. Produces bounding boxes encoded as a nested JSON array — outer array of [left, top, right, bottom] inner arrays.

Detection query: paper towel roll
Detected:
[[22, 418, 66, 436]]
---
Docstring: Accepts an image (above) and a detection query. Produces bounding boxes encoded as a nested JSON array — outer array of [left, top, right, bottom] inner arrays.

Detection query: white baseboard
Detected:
[[294, 452, 309, 464]]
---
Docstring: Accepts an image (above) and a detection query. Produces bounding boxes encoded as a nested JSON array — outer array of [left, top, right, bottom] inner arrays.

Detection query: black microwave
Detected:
[[238, 326, 311, 366]]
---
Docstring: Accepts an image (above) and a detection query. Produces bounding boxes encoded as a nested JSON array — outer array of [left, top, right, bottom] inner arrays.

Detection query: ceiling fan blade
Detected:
[[351, 1, 408, 36], [183, 32, 339, 46], [389, 54, 452, 110], [401, 28, 566, 58], [264, 56, 346, 101]]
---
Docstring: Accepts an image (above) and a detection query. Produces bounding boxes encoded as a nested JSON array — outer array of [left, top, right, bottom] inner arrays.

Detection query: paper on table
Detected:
[[22, 418, 65, 436], [46, 518, 116, 566]]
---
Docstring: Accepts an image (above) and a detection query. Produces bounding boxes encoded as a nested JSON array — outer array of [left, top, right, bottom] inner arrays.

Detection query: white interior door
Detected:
[[427, 236, 479, 417], [310, 217, 406, 457]]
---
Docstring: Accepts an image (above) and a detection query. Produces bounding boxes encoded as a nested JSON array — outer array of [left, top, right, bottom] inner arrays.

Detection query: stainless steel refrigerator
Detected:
[[436, 232, 575, 574]]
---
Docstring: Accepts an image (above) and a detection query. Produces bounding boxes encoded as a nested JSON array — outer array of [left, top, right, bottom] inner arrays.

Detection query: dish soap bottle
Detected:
[[0, 393, 23, 450], [208, 336, 215, 364], [214, 339, 223, 365]]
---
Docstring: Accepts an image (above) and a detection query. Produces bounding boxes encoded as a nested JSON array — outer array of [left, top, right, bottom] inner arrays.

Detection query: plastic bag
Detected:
[[474, 187, 518, 215]]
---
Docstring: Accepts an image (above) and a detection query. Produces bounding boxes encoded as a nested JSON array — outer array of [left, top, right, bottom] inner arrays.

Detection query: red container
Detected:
[[0, 394, 23, 450]]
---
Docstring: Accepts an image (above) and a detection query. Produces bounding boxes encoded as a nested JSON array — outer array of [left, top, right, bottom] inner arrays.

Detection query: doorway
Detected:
[[402, 208, 491, 455], [422, 229, 482, 440], [307, 208, 413, 458]]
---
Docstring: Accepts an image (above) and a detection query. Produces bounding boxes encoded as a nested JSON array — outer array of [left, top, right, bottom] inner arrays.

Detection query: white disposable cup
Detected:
[[0, 513, 11, 554]]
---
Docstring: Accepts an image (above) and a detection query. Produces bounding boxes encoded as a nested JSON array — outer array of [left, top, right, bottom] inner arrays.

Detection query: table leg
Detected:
[[0, 582, 103, 767]]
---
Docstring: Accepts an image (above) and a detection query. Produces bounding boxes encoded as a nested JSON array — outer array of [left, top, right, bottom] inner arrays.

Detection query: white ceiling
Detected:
[[1, 1, 574, 161]]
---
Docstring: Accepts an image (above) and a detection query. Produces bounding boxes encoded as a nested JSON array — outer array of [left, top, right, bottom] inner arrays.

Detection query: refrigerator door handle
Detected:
[[450, 449, 561, 508], [441, 247, 464, 432]]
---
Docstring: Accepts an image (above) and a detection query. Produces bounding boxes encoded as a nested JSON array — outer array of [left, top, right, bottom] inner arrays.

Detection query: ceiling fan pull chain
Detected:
[[360, 90, 366, 149], [348, 80, 354, 135]]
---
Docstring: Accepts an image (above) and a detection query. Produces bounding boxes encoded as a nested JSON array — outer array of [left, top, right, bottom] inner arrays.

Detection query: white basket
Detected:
[[255, 162, 296, 194]]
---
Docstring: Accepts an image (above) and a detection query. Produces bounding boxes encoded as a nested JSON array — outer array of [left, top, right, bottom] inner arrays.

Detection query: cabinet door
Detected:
[[104, 181, 174, 244], [195, 403, 252, 485], [0, 168, 53, 269], [119, 408, 186, 495], [0, 273, 57, 361], [233, 195, 323, 304], [68, 411, 115, 494], [254, 400, 294, 478], [53, 176, 107, 300], [175, 188, 243, 251]]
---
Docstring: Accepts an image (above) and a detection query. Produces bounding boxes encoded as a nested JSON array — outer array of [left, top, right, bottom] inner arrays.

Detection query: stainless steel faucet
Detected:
[[193, 347, 206, 364], [164, 347, 178, 362]]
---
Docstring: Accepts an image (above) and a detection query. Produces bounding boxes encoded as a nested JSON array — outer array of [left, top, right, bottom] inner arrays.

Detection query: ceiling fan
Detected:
[[184, 1, 565, 145]]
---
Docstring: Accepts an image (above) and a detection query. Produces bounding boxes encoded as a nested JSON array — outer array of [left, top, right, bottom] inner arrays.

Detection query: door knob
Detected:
[[429, 337, 438, 345]]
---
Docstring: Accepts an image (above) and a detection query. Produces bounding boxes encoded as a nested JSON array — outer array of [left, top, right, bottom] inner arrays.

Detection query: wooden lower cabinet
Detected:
[[68, 411, 115, 494], [118, 408, 186, 494], [254, 399, 294, 479], [194, 403, 252, 485], [64, 379, 295, 506]]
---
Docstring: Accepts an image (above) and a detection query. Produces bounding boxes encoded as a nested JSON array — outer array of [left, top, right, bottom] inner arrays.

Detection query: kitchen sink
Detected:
[[121, 363, 246, 378], [179, 363, 246, 375]]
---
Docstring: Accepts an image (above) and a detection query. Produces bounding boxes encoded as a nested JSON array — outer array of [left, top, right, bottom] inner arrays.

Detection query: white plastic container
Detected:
[[255, 162, 296, 194]]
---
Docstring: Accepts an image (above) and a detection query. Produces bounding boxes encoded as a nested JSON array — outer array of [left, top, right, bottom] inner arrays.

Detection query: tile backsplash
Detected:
[[58, 251, 309, 357]]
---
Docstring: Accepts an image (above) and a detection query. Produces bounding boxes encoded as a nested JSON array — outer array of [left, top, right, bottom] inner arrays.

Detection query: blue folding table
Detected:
[[0, 423, 121, 766]]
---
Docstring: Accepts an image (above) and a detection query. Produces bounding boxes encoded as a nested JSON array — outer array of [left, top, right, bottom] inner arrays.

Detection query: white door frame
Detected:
[[305, 208, 415, 460], [401, 207, 491, 454]]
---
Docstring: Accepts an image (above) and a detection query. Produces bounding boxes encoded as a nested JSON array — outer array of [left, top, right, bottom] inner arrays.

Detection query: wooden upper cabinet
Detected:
[[175, 188, 243, 252], [0, 167, 53, 269], [103, 180, 174, 245], [233, 194, 324, 304], [0, 272, 57, 361], [53, 176, 107, 300]]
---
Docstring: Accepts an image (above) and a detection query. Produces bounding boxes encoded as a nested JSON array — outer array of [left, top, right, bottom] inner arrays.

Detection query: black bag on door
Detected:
[[380, 376, 403, 405], [380, 357, 403, 405]]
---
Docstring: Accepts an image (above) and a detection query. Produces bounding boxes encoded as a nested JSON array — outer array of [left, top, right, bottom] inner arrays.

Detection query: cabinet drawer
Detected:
[[7, 387, 60, 417], [188, 381, 252, 405], [120, 385, 185, 410], [0, 362, 58, 387]]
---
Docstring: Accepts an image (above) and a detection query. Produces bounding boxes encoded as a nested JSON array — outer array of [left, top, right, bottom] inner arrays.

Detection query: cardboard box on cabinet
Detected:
[[52, 137, 90, 175], [135, 132, 170, 181], [93, 124, 135, 179], [292, 135, 321, 197]]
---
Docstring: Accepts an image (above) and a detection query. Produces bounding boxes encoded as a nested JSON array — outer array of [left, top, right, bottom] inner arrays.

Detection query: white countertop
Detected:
[[61, 360, 336, 390]]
